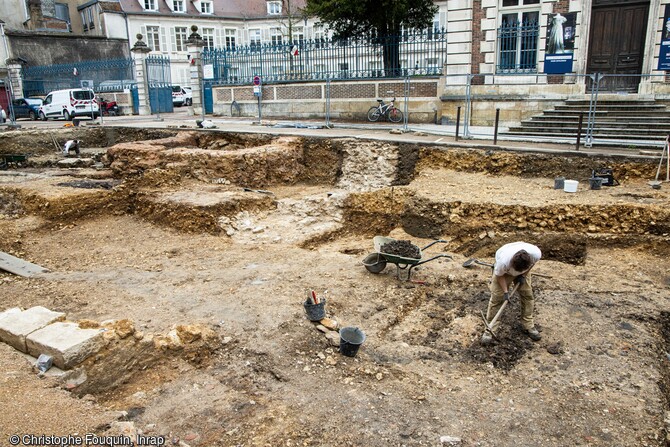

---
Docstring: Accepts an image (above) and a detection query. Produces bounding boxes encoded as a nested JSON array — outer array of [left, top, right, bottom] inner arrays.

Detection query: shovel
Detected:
[[462, 258, 552, 278], [480, 281, 521, 339], [463, 258, 493, 268]]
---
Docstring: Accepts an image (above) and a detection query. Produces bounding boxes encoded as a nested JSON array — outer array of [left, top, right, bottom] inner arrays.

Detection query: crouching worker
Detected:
[[63, 139, 80, 157], [481, 241, 542, 346]]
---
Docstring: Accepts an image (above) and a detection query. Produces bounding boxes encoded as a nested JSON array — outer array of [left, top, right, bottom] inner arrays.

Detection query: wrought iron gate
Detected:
[[21, 59, 134, 97], [145, 55, 173, 114]]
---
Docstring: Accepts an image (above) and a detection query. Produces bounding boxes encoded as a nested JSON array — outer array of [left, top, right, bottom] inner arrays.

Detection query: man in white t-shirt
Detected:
[[481, 241, 542, 345], [63, 139, 80, 157]]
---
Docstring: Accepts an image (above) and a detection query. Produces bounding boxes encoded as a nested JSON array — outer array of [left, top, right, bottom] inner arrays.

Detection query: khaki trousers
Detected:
[[485, 273, 535, 332]]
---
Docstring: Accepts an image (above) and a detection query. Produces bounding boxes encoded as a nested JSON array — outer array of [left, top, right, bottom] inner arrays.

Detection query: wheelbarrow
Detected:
[[362, 236, 453, 281], [0, 154, 28, 170]]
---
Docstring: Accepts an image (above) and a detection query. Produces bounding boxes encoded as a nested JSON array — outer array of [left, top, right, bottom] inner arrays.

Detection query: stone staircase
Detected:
[[501, 99, 670, 147]]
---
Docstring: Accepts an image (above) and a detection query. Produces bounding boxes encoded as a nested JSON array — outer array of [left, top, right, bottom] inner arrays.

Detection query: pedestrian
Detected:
[[481, 241, 542, 345], [63, 139, 80, 157]]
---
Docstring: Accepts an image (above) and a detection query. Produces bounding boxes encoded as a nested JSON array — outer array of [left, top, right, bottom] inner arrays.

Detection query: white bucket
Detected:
[[563, 180, 579, 193]]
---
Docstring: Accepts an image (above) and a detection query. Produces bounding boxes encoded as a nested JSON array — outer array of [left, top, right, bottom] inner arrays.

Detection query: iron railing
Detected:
[[202, 28, 447, 85], [497, 20, 540, 73], [21, 58, 134, 97]]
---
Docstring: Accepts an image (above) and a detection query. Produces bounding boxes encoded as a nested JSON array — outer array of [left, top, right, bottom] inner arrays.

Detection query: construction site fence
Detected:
[[440, 72, 670, 150]]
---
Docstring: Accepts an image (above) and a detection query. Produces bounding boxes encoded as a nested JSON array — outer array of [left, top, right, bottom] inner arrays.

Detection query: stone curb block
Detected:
[[0, 306, 66, 352], [26, 322, 106, 370]]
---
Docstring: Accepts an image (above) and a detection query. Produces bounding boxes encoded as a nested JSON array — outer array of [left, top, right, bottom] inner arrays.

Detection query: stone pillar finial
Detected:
[[131, 33, 151, 53], [187, 25, 204, 46]]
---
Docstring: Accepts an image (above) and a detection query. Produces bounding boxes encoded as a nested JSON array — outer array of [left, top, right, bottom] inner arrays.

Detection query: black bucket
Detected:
[[303, 298, 326, 321], [589, 177, 604, 190], [339, 326, 366, 357], [554, 177, 565, 190]]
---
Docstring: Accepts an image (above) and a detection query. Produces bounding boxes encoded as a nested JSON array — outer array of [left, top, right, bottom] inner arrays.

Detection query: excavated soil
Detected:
[[0, 129, 669, 447]]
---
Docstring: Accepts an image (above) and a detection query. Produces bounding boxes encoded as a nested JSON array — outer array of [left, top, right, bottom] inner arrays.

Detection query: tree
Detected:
[[303, 0, 438, 77]]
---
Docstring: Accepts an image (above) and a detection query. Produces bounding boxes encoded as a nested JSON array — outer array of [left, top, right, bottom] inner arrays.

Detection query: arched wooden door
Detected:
[[586, 0, 649, 92]]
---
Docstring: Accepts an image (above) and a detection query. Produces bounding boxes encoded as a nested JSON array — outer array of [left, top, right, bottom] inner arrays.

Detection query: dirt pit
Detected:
[[1, 129, 669, 446]]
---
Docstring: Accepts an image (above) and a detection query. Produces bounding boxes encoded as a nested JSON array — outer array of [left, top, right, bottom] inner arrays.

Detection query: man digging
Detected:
[[481, 241, 542, 346], [63, 139, 81, 157]]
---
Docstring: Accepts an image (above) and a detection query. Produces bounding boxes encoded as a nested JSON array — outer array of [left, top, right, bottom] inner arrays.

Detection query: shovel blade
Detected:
[[463, 258, 476, 268]]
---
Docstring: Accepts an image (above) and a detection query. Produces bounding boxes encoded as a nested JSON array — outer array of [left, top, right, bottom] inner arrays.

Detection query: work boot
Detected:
[[480, 332, 493, 346], [525, 327, 542, 341]]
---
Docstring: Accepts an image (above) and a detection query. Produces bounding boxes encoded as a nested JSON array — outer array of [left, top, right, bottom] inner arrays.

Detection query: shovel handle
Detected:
[[482, 281, 520, 335]]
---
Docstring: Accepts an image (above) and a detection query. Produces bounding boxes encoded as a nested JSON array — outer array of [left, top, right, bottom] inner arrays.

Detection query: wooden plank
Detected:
[[0, 252, 49, 277]]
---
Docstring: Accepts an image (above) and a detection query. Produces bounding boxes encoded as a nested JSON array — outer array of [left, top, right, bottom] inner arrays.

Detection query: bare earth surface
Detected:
[[0, 127, 669, 447]]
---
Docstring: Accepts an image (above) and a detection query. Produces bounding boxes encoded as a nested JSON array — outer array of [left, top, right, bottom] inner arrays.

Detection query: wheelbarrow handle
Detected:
[[420, 239, 449, 251]]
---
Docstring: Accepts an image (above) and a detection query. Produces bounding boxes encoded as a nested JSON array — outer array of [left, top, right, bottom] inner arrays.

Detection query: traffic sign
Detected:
[[253, 75, 261, 86]]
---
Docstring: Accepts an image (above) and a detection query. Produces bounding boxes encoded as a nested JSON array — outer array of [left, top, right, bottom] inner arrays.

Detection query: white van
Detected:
[[171, 85, 186, 107], [38, 89, 99, 121], [182, 86, 193, 106]]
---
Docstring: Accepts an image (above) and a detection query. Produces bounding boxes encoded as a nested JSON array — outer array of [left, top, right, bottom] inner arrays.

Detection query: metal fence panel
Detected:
[[203, 29, 447, 86], [21, 59, 134, 97], [146, 55, 173, 114]]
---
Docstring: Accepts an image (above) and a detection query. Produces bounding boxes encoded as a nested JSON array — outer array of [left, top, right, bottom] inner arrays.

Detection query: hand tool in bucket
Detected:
[[480, 281, 521, 340], [362, 236, 453, 281], [463, 258, 552, 279]]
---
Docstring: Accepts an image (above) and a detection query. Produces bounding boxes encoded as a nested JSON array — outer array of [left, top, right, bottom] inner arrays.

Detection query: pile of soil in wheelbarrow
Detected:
[[380, 240, 420, 259]]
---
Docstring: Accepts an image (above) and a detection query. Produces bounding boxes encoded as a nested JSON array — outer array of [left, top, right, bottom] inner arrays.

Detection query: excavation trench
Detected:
[[1, 128, 669, 446]]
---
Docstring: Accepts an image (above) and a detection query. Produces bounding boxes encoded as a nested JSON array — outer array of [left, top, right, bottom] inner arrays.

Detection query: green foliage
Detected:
[[303, 0, 438, 37]]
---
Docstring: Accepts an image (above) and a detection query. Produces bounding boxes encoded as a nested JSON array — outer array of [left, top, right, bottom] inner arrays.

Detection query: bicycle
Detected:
[[367, 98, 403, 123]]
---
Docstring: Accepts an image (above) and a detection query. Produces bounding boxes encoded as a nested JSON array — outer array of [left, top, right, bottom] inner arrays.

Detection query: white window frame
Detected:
[[270, 27, 282, 45], [174, 26, 187, 52], [143, 0, 157, 12], [172, 0, 185, 12], [249, 28, 262, 47], [497, 1, 540, 73], [313, 24, 324, 40], [225, 29, 236, 49], [292, 26, 304, 44], [202, 27, 215, 50], [200, 1, 212, 14], [267, 1, 281, 15], [146, 25, 161, 51]]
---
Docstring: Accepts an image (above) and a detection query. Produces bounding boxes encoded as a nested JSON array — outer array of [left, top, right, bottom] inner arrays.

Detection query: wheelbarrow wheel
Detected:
[[362, 253, 387, 274]]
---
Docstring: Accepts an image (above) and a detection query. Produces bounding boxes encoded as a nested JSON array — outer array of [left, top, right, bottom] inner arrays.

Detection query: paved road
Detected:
[[2, 107, 665, 160]]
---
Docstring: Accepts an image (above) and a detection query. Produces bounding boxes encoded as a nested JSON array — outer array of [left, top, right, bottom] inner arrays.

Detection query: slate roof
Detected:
[[118, 0, 307, 19]]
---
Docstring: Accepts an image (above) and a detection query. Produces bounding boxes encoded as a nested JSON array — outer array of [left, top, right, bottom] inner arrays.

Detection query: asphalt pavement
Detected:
[[1, 107, 665, 160]]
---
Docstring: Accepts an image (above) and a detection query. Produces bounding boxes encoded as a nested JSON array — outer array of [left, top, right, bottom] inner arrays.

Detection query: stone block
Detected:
[[0, 306, 65, 352], [26, 322, 105, 369], [0, 308, 22, 323]]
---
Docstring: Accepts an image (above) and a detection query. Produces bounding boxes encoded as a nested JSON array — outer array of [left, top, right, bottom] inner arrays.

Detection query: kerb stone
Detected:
[[0, 306, 65, 352], [26, 322, 105, 369], [0, 308, 22, 323]]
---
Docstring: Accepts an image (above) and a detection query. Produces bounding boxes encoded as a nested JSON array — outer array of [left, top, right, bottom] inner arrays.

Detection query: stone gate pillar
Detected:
[[6, 59, 25, 98], [186, 25, 205, 117], [130, 34, 152, 116]]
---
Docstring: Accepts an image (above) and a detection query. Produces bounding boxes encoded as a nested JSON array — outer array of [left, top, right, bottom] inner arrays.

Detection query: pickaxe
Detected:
[[480, 281, 521, 339]]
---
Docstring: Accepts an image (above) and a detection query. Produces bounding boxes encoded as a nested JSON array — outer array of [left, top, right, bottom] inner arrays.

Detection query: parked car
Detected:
[[38, 88, 99, 121], [183, 86, 193, 106], [171, 85, 186, 107], [11, 98, 43, 120]]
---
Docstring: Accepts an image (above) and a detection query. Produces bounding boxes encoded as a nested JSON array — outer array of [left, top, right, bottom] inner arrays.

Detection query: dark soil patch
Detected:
[[464, 324, 535, 371], [56, 180, 121, 190], [380, 240, 421, 259]]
